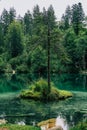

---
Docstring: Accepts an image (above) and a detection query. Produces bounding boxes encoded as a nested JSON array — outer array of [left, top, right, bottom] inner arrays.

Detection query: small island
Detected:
[[20, 78, 72, 101]]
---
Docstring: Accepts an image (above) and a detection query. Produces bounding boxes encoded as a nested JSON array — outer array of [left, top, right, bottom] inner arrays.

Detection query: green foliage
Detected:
[[16, 64, 28, 73], [6, 21, 24, 58], [75, 31, 87, 70], [0, 57, 6, 72], [61, 5, 71, 30], [9, 54, 27, 70], [47, 5, 56, 29], [0, 23, 4, 54], [21, 78, 49, 100], [0, 9, 9, 34], [9, 7, 16, 24], [34, 78, 49, 98], [64, 28, 79, 72], [0, 3, 87, 73], [30, 45, 47, 73], [24, 10, 33, 35], [71, 3, 85, 35], [0, 52, 10, 72]]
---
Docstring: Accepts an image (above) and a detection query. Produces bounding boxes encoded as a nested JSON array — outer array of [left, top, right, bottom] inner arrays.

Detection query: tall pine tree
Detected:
[[6, 21, 24, 58], [9, 7, 16, 24], [71, 2, 85, 35], [1, 9, 9, 34], [24, 10, 33, 35]]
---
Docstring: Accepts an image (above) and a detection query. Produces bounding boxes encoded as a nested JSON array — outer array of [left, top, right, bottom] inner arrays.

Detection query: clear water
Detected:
[[0, 73, 87, 128]]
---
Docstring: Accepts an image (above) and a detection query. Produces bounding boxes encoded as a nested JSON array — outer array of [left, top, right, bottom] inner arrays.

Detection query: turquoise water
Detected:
[[0, 73, 87, 128]]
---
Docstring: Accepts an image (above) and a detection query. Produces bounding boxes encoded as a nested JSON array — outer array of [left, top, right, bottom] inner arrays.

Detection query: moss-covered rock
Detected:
[[37, 118, 63, 130], [37, 118, 56, 127], [20, 78, 73, 101]]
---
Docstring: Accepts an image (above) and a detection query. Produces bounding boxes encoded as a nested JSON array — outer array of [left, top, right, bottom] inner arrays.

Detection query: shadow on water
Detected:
[[0, 73, 87, 128]]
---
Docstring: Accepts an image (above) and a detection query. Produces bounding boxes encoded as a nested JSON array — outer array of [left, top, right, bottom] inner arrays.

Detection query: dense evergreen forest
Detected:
[[0, 2, 87, 74]]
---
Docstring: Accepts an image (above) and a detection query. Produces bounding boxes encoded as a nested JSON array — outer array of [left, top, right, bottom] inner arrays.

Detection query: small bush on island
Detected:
[[20, 78, 72, 101]]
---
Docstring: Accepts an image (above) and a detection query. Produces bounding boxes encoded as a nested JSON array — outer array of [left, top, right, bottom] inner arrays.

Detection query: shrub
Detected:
[[34, 78, 49, 98]]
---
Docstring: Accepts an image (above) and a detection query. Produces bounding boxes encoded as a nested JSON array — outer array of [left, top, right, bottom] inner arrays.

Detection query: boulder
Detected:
[[37, 118, 63, 130]]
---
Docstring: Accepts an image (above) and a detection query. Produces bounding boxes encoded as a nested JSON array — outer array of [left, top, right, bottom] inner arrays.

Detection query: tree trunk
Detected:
[[82, 50, 86, 70], [47, 27, 51, 93]]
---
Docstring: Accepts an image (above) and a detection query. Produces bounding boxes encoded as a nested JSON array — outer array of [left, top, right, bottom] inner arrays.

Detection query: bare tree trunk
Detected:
[[83, 75, 86, 90], [82, 50, 86, 70], [47, 27, 51, 93]]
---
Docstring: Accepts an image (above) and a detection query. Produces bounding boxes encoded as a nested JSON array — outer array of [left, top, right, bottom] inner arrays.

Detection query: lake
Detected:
[[0, 73, 87, 129]]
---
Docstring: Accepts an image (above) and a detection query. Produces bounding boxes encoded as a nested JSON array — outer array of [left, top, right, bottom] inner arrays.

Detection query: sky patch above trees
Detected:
[[0, 0, 87, 20]]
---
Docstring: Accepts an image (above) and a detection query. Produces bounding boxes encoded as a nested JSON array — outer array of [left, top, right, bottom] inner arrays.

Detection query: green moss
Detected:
[[0, 124, 40, 130], [20, 78, 73, 101], [58, 90, 73, 99], [21, 90, 41, 100]]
